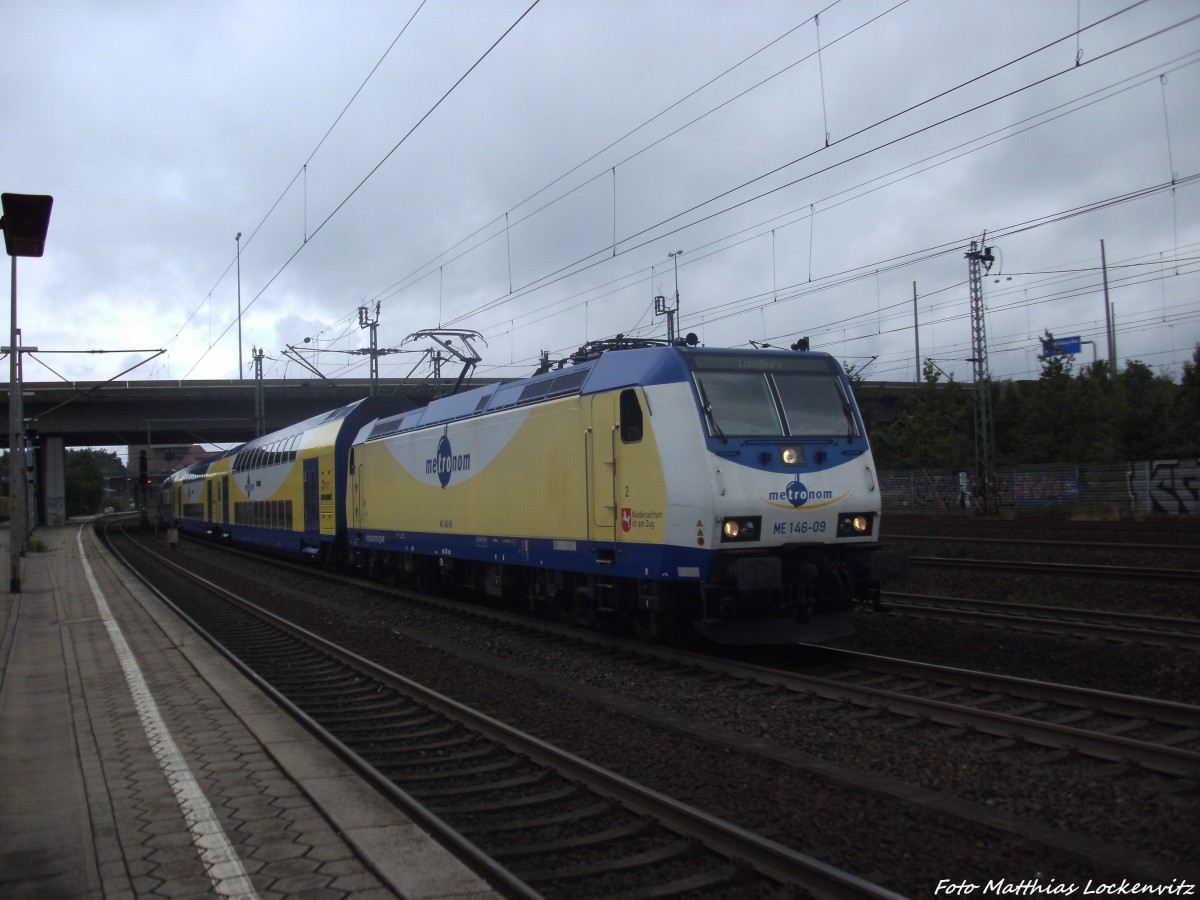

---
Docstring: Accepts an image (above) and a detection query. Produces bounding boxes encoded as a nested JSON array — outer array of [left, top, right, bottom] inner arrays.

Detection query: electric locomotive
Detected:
[[346, 339, 904, 644]]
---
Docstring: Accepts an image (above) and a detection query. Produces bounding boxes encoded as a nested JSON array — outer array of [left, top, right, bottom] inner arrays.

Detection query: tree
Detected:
[[1111, 361, 1178, 461], [858, 342, 1197, 470], [1164, 345, 1200, 456], [66, 449, 127, 517], [995, 331, 1098, 463], [1036, 330, 1075, 382], [868, 360, 974, 469]]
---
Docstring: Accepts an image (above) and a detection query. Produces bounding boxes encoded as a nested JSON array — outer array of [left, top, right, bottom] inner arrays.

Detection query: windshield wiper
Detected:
[[839, 393, 857, 439], [694, 378, 727, 442]]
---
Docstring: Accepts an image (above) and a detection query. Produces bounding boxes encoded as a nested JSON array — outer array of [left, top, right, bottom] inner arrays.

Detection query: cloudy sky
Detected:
[[3, 0, 1197, 391]]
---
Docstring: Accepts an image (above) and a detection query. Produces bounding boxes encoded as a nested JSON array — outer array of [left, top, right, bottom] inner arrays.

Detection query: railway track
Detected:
[[883, 532, 1197, 556], [907, 555, 1200, 582], [103, 520, 902, 899], [551, 632, 1200, 780], [881, 515, 1200, 542], [112, 524, 1199, 885], [876, 592, 1200, 650], [793, 647, 1200, 779], [134, 525, 1200, 780]]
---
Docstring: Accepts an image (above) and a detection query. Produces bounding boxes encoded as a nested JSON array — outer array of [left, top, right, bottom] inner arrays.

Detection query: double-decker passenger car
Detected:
[[163, 396, 408, 559]]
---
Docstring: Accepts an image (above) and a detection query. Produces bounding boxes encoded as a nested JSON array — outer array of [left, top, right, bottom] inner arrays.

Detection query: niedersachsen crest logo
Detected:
[[766, 476, 846, 509], [426, 427, 471, 488]]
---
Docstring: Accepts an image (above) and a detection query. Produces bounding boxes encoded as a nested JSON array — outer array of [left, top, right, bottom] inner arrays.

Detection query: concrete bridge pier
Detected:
[[36, 434, 66, 527]]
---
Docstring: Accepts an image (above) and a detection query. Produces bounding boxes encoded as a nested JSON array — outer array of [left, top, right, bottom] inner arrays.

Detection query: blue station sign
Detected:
[[1043, 336, 1082, 356]]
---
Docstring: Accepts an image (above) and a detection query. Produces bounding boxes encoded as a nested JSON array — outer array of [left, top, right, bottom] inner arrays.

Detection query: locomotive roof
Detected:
[[358, 344, 837, 444]]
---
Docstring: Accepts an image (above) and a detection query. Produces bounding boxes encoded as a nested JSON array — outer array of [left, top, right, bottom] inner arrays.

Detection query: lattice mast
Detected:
[[966, 239, 996, 513], [252, 347, 266, 436], [359, 303, 381, 396]]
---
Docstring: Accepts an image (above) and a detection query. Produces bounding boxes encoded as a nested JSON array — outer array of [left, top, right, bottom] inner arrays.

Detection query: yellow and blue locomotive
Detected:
[[346, 341, 903, 643], [162, 342, 902, 644]]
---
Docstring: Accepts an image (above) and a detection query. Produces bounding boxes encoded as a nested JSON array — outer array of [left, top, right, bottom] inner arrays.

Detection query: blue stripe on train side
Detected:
[[348, 528, 712, 582], [227, 524, 318, 553]]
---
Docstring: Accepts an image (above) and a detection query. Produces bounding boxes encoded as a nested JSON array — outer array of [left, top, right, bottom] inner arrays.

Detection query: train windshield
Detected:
[[690, 354, 859, 439]]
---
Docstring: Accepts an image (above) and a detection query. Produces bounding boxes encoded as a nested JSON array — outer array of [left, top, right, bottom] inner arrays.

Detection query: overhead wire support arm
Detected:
[[283, 344, 334, 383], [20, 349, 167, 424], [403, 329, 486, 396]]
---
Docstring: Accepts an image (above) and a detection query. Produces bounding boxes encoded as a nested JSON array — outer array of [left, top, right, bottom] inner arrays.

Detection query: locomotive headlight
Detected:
[[781, 446, 802, 466], [837, 512, 874, 537], [721, 516, 761, 542]]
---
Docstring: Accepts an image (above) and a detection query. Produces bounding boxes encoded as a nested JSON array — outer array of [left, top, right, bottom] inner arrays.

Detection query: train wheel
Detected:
[[632, 610, 662, 643], [554, 580, 586, 626], [385, 561, 402, 588], [526, 571, 549, 614]]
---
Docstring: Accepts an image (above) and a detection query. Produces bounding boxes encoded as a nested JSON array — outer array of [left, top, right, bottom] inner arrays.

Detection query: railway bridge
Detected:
[[2, 376, 492, 527]]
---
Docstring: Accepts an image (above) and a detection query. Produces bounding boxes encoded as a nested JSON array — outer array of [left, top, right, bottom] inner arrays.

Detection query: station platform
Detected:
[[0, 521, 497, 899]]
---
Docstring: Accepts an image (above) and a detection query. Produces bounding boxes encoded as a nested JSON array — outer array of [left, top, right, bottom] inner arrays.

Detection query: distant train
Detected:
[[161, 340, 905, 644]]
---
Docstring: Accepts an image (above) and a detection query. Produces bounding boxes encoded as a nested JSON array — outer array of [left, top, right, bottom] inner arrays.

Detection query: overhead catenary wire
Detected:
[[182, 0, 544, 379], [464, 188, 1200, 384], [447, 49, 1200, 351], [367, 0, 869, 307], [434, 4, 1197, 336], [162, 0, 429, 367], [264, 3, 1197, 376], [181, 1, 1197, 385], [439, 41, 1199, 373]]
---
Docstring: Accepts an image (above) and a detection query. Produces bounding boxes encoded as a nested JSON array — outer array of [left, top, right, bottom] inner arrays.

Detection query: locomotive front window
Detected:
[[693, 371, 783, 436], [690, 353, 858, 439], [775, 372, 859, 437]]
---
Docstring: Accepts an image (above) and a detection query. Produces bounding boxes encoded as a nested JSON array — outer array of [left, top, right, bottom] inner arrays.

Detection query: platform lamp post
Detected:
[[2, 192, 54, 594], [236, 232, 243, 380]]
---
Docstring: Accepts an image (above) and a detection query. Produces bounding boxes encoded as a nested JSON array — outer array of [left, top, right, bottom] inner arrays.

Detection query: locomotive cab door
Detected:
[[587, 393, 618, 550], [348, 448, 359, 530]]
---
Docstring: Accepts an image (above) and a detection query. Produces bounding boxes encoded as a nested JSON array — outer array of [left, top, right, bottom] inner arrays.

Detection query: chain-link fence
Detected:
[[880, 460, 1200, 515]]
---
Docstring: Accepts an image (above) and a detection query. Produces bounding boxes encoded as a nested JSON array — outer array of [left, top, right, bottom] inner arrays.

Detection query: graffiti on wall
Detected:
[[880, 472, 962, 509], [881, 461, 1200, 515], [45, 496, 66, 527], [1144, 459, 1200, 515], [999, 471, 1080, 508]]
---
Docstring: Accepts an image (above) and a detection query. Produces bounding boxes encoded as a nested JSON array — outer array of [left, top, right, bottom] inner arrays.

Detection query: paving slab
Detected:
[[0, 522, 499, 899]]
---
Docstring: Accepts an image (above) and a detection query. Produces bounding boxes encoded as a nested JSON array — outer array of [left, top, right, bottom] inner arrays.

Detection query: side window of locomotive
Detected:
[[775, 373, 859, 437], [695, 372, 782, 436], [619, 389, 643, 443]]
